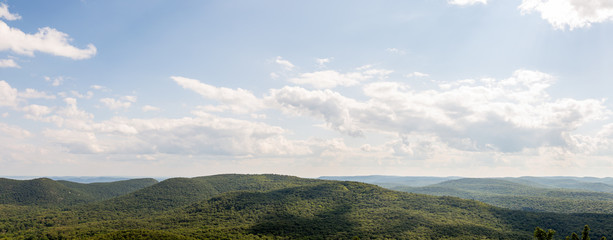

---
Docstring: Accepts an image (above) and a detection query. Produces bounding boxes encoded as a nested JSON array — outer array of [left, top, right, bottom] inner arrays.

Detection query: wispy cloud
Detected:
[[0, 58, 19, 68], [0, 5, 96, 59], [100, 96, 136, 110], [448, 0, 487, 6], [288, 65, 392, 89], [406, 72, 430, 78], [0, 3, 20, 21], [519, 0, 613, 30], [275, 56, 295, 71], [142, 105, 160, 112], [44, 76, 65, 86], [171, 76, 263, 114]]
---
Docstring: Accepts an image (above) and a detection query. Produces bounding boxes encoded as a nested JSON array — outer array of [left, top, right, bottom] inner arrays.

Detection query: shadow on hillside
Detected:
[[492, 209, 613, 239], [248, 202, 359, 239]]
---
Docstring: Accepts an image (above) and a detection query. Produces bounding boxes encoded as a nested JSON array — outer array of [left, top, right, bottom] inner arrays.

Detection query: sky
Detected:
[[1, 0, 613, 178]]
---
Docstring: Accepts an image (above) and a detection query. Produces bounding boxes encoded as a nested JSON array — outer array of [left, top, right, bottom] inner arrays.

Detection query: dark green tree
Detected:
[[534, 227, 555, 240], [583, 225, 591, 240], [571, 232, 580, 240]]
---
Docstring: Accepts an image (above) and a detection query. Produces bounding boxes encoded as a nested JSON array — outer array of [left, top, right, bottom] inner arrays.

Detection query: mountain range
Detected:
[[1, 174, 612, 239]]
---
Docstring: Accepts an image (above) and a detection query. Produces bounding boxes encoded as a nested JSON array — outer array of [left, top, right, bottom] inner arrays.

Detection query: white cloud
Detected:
[[18, 88, 55, 99], [268, 69, 610, 155], [142, 105, 160, 112], [22, 104, 53, 121], [70, 90, 93, 99], [172, 76, 263, 114], [316, 58, 331, 67], [0, 3, 20, 21], [275, 56, 295, 70], [90, 85, 108, 91], [44, 76, 65, 87], [406, 72, 430, 78], [40, 111, 312, 157], [267, 86, 364, 137], [0, 81, 55, 111], [519, 0, 613, 30], [449, 0, 488, 6], [0, 20, 97, 59], [0, 58, 19, 68], [289, 70, 364, 89], [0, 122, 31, 139], [54, 97, 94, 128], [100, 96, 136, 110], [0, 80, 18, 107], [122, 95, 137, 102], [288, 66, 393, 89]]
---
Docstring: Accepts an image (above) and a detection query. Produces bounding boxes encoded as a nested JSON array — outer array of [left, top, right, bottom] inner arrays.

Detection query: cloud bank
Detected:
[[0, 4, 96, 60]]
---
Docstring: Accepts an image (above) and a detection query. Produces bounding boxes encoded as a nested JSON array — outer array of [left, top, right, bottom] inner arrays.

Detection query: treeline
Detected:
[[4, 174, 613, 239], [535, 225, 607, 240]]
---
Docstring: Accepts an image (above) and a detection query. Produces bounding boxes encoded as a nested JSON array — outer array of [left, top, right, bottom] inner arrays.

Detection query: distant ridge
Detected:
[[319, 175, 461, 187], [1, 176, 167, 183], [0, 177, 158, 206]]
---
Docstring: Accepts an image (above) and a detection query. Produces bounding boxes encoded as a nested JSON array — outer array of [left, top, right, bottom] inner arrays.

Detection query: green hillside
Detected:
[[3, 174, 613, 239], [319, 175, 459, 187], [56, 178, 158, 200], [0, 177, 158, 207], [392, 178, 613, 214], [82, 174, 323, 216], [511, 177, 613, 193]]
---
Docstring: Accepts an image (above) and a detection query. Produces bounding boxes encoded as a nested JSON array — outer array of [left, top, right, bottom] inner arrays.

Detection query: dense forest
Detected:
[[324, 176, 613, 214], [2, 174, 613, 239]]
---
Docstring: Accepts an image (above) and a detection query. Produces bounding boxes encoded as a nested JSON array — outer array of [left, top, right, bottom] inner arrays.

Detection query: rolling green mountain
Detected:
[[0, 177, 158, 207], [319, 175, 460, 187], [3, 174, 613, 239], [82, 174, 323, 216], [390, 178, 613, 214], [510, 177, 613, 194]]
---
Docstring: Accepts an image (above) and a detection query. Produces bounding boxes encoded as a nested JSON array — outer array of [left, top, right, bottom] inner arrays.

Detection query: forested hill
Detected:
[[81, 174, 324, 216], [320, 175, 460, 187], [3, 174, 613, 239], [324, 176, 613, 214], [0, 177, 157, 206]]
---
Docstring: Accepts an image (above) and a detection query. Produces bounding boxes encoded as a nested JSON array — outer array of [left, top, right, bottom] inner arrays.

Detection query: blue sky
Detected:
[[1, 0, 613, 178]]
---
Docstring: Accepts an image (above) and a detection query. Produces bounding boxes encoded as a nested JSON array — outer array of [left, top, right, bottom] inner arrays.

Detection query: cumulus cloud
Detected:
[[449, 0, 488, 6], [267, 69, 610, 154], [288, 65, 392, 89], [22, 104, 53, 120], [0, 3, 20, 21], [1, 81, 56, 109], [0, 80, 18, 107], [519, 0, 613, 30], [70, 90, 93, 99], [0, 58, 18, 68], [40, 110, 313, 157], [100, 96, 136, 110], [267, 86, 364, 137], [172, 76, 263, 114], [0, 17, 96, 59], [275, 56, 295, 70], [19, 88, 55, 99]]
